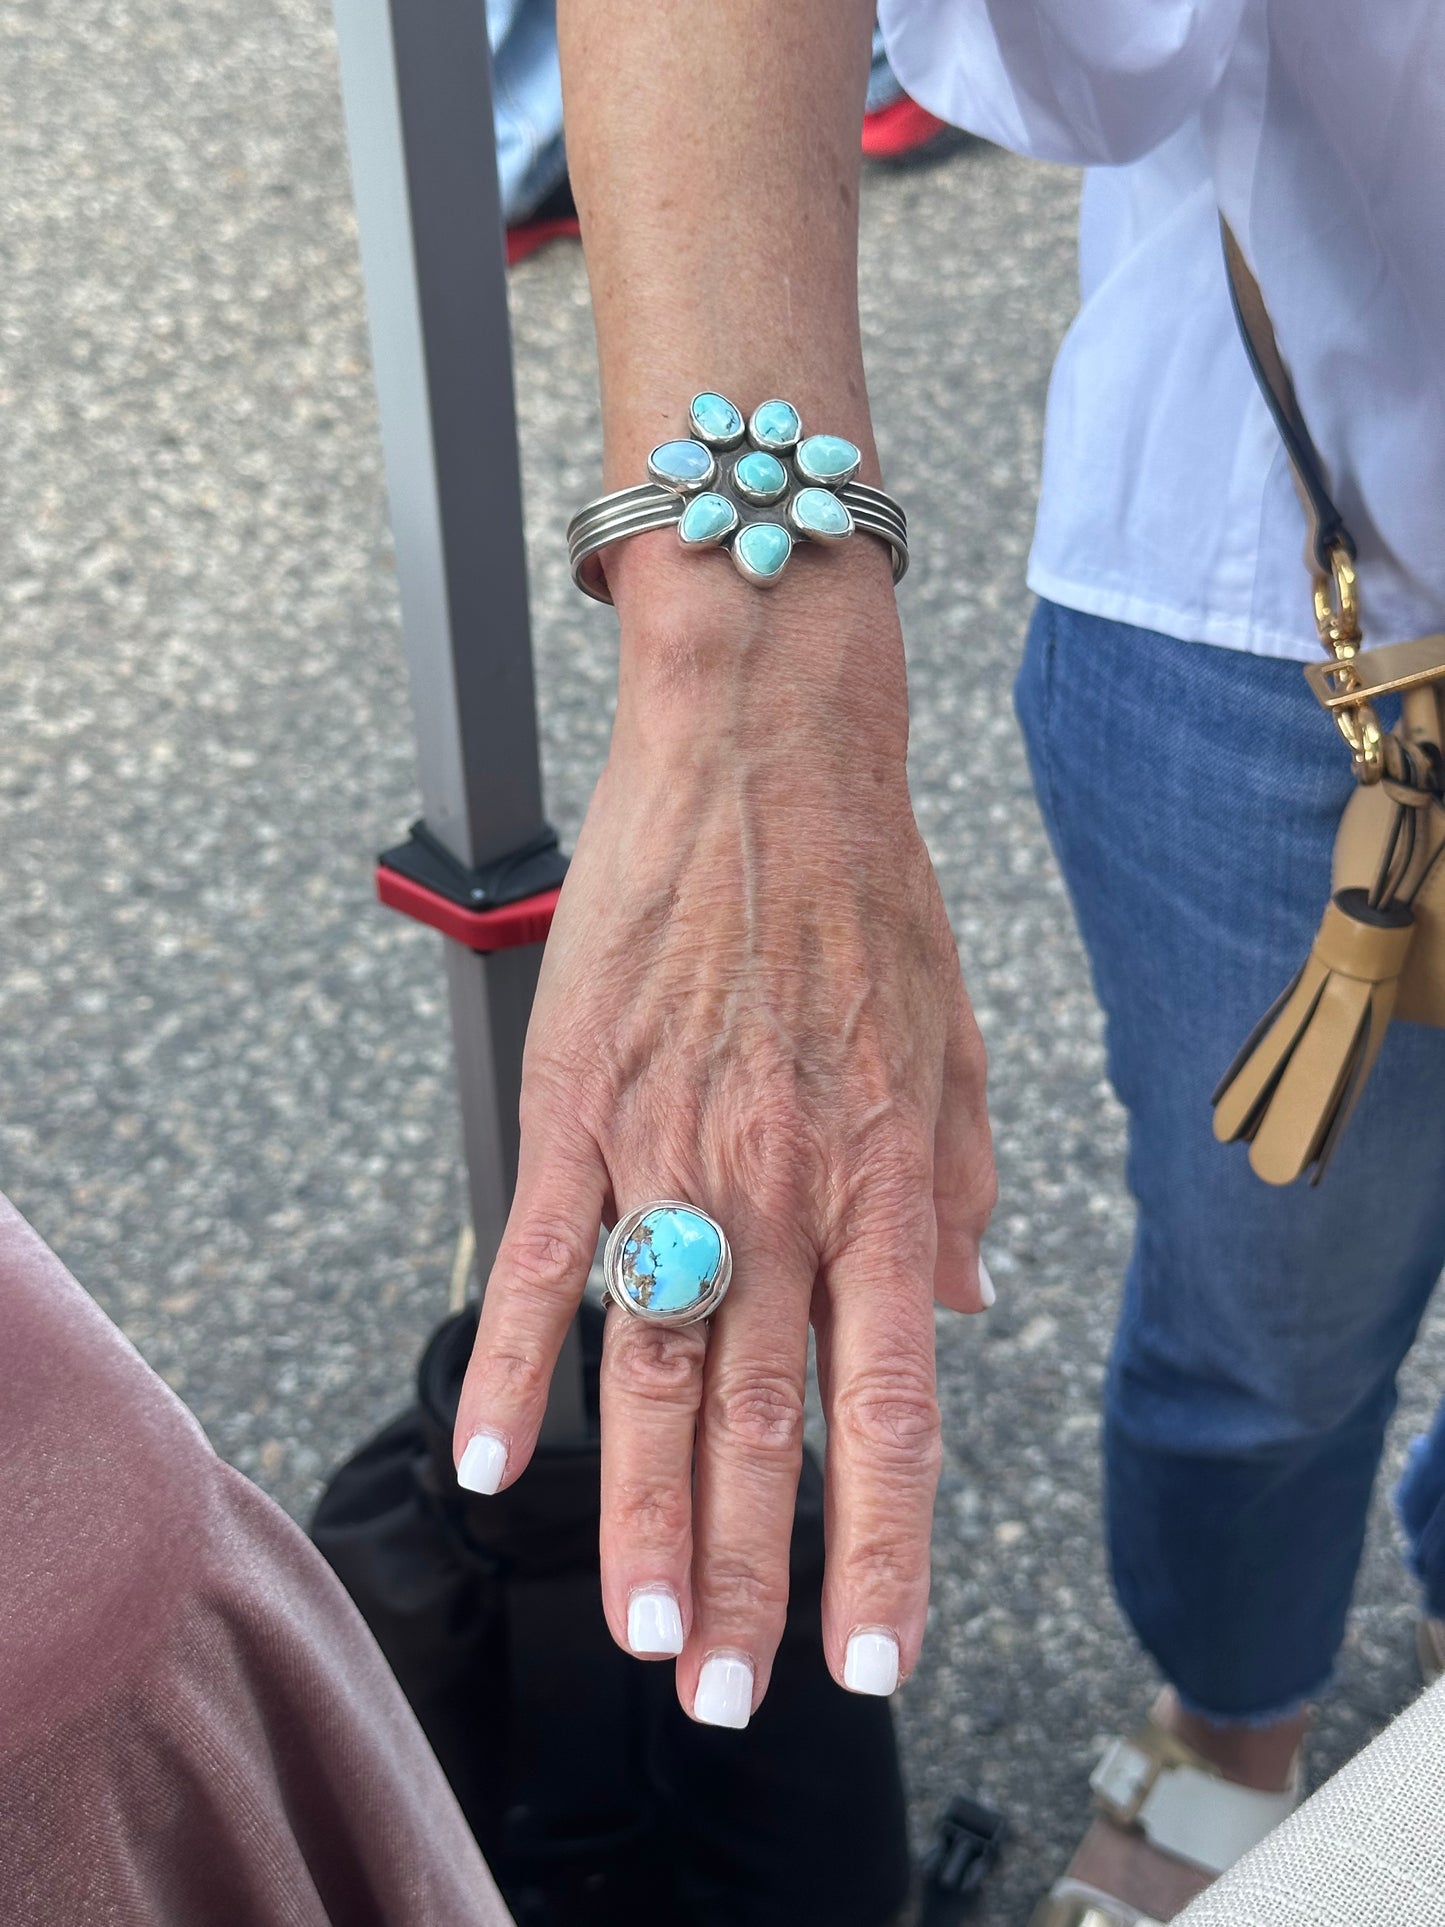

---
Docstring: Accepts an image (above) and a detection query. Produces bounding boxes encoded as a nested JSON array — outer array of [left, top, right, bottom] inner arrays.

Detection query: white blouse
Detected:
[[877, 0, 1445, 661]]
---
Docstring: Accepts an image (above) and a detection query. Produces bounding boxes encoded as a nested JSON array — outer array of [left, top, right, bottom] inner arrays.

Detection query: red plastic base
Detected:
[[860, 97, 951, 160], [505, 214, 582, 267], [376, 863, 561, 953]]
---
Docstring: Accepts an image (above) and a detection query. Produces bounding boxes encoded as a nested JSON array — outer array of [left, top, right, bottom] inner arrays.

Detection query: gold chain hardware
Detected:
[[1313, 542, 1385, 782]]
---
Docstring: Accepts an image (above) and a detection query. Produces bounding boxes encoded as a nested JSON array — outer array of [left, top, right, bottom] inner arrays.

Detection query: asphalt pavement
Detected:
[[2, 4, 1441, 1922]]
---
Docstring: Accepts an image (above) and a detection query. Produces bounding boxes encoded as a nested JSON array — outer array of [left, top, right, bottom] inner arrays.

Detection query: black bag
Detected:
[[311, 1302, 912, 1927]]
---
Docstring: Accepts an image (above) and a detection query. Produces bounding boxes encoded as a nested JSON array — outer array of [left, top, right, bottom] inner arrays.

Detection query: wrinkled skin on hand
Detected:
[[456, 552, 996, 1722]]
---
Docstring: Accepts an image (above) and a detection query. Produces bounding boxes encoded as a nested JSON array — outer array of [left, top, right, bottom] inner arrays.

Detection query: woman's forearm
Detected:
[[558, 0, 899, 698]]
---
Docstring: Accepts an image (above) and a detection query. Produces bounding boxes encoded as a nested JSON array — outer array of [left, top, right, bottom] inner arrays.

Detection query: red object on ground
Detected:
[[860, 95, 952, 160], [505, 214, 581, 267], [376, 863, 561, 954]]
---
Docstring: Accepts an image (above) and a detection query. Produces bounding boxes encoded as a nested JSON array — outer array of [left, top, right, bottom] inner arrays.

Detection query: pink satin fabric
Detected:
[[0, 1193, 513, 1926]]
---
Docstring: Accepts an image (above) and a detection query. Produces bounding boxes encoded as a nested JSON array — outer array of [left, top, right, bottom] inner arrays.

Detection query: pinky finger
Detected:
[[932, 1004, 996, 1313]]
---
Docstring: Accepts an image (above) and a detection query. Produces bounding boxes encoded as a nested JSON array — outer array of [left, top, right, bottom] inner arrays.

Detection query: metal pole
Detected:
[[331, 0, 585, 1440]]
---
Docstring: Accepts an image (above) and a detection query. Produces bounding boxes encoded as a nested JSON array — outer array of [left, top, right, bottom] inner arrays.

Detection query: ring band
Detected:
[[603, 1201, 733, 1327], [568, 480, 909, 604]]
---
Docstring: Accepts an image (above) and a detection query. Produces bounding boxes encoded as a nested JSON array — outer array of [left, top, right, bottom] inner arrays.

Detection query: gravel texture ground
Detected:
[[2, 4, 1440, 1922]]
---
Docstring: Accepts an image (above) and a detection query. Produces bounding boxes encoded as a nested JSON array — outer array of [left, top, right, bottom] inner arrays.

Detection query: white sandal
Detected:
[[1420, 1616, 1445, 1684], [1029, 1713, 1302, 1927], [1030, 1877, 1166, 1927]]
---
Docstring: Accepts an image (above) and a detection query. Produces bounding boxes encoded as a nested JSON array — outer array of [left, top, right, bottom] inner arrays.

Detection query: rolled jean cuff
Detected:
[[1171, 1679, 1325, 1730], [1394, 1433, 1445, 1618]]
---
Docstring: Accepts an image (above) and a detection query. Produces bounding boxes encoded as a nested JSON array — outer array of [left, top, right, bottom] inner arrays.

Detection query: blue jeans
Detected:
[[1014, 597, 1445, 1722], [487, 0, 566, 225]]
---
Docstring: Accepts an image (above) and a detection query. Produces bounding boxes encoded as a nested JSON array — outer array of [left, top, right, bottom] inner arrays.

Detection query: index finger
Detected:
[[453, 1110, 608, 1493]]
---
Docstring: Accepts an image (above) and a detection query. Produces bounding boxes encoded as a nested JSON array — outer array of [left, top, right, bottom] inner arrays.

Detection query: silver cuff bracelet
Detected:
[[566, 392, 909, 604]]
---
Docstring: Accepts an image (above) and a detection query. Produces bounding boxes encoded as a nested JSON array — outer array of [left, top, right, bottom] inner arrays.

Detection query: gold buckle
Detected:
[[1303, 632, 1445, 711], [1312, 542, 1360, 649], [1089, 1737, 1161, 1827], [1312, 542, 1385, 783], [1032, 1902, 1142, 1927]]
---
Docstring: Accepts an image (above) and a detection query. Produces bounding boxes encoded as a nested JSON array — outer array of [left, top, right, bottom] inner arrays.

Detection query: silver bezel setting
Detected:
[[747, 398, 803, 455], [646, 439, 717, 494], [731, 450, 790, 506], [689, 391, 747, 450], [794, 434, 862, 489], [603, 1201, 733, 1327], [677, 490, 740, 550], [731, 522, 793, 585], [787, 487, 855, 545]]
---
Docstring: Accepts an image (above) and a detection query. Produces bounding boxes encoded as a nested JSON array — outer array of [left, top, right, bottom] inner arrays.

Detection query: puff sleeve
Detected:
[[876, 0, 1248, 165]]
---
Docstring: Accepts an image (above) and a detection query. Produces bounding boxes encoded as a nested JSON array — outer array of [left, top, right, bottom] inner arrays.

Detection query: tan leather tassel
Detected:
[[1212, 891, 1415, 1185], [1211, 232, 1445, 1181]]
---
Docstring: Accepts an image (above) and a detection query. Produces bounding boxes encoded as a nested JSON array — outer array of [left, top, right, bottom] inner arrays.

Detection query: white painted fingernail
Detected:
[[456, 1430, 507, 1494], [844, 1630, 900, 1696], [978, 1257, 996, 1309], [628, 1588, 684, 1656], [693, 1653, 753, 1728]]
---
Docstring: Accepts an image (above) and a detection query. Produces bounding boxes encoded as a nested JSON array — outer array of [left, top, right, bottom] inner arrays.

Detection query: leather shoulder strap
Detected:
[[1220, 216, 1355, 570]]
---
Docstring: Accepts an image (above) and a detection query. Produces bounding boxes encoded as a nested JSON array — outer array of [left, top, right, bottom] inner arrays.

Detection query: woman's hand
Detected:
[[457, 0, 997, 1726], [455, 543, 996, 1724]]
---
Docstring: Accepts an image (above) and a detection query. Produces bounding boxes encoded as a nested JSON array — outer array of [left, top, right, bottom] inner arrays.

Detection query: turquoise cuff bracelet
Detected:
[[566, 392, 909, 604]]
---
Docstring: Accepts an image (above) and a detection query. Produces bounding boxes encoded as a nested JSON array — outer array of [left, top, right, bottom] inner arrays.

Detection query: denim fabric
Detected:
[[866, 25, 905, 113], [487, 0, 566, 224], [1397, 1409, 1445, 1620], [1014, 597, 1445, 1722]]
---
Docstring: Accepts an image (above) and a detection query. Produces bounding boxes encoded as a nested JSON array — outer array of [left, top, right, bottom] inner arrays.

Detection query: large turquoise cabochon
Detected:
[[689, 392, 744, 445], [679, 491, 738, 544], [618, 1207, 724, 1316], [750, 399, 802, 449], [649, 439, 714, 486], [796, 434, 860, 484], [732, 450, 788, 502], [735, 522, 792, 578]]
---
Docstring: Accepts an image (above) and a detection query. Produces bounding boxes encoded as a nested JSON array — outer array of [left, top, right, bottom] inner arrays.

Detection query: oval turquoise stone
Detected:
[[678, 491, 738, 545], [648, 438, 715, 489], [734, 521, 792, 580], [795, 434, 860, 484], [749, 399, 802, 450], [689, 391, 745, 446], [618, 1207, 724, 1317], [792, 486, 852, 538], [732, 450, 788, 503]]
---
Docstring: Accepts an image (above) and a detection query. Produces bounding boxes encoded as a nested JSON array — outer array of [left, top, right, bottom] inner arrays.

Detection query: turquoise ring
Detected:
[[602, 1201, 733, 1328]]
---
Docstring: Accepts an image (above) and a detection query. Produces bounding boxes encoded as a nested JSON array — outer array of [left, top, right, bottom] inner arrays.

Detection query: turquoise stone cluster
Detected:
[[616, 1206, 725, 1318], [649, 392, 861, 587]]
